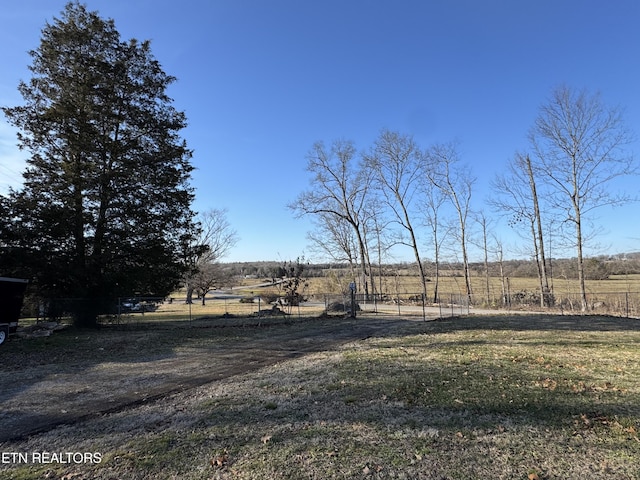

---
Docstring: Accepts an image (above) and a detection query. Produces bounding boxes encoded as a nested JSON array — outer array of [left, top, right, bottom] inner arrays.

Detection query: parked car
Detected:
[[119, 298, 160, 313]]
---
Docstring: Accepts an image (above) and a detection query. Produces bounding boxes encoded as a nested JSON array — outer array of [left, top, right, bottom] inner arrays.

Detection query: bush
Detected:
[[507, 290, 556, 307], [326, 302, 360, 313], [260, 293, 279, 304]]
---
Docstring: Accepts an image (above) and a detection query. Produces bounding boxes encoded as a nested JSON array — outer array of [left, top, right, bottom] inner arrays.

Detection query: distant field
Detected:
[[232, 272, 640, 296], [20, 273, 634, 326], [131, 274, 640, 321]]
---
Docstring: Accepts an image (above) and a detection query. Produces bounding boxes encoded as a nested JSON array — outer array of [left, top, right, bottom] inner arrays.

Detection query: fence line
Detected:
[[15, 290, 640, 323], [308, 290, 640, 319]]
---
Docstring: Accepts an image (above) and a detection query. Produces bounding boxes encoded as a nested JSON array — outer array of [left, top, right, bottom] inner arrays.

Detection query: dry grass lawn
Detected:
[[1, 314, 640, 479]]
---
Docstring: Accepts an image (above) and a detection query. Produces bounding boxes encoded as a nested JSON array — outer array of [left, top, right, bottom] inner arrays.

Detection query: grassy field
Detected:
[[2, 314, 640, 479], [303, 273, 640, 297], [147, 273, 640, 320], [18, 273, 636, 325]]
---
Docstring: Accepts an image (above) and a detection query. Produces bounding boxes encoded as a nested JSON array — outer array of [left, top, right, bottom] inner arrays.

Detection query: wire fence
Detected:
[[13, 290, 640, 326], [309, 290, 640, 319]]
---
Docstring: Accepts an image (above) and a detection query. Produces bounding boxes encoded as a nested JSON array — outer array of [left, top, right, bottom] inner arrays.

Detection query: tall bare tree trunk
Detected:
[[481, 218, 491, 305], [496, 240, 507, 306], [525, 155, 551, 307], [432, 241, 440, 304], [574, 201, 588, 311]]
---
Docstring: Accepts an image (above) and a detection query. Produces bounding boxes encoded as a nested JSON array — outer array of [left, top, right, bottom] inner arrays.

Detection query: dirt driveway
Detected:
[[0, 315, 420, 443]]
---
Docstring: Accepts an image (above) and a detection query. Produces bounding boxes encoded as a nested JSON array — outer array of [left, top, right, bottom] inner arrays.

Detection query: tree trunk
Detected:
[[404, 214, 428, 302], [356, 231, 370, 299], [185, 285, 194, 304], [575, 214, 588, 311], [529, 218, 544, 306], [432, 243, 440, 304], [483, 240, 490, 305], [460, 227, 472, 301], [526, 156, 551, 307], [451, 188, 472, 301], [497, 244, 507, 306]]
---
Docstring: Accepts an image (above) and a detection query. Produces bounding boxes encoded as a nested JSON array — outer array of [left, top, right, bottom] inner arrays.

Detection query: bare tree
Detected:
[[491, 153, 551, 307], [278, 257, 308, 314], [185, 208, 238, 304], [365, 130, 429, 301], [367, 207, 395, 297], [307, 212, 359, 278], [289, 140, 374, 297], [428, 142, 475, 301], [192, 262, 231, 306], [420, 176, 448, 303], [475, 211, 493, 305], [199, 208, 238, 262], [524, 154, 552, 306], [529, 86, 637, 311], [493, 236, 508, 306]]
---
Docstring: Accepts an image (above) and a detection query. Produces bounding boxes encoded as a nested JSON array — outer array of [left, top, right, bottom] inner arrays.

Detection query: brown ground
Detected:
[[0, 315, 417, 443]]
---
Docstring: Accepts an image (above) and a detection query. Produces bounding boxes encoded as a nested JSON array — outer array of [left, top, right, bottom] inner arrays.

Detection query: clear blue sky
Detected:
[[1, 1, 639, 262]]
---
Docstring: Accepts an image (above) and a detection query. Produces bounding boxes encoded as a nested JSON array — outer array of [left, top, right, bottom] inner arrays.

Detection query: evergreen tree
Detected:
[[1, 2, 197, 327]]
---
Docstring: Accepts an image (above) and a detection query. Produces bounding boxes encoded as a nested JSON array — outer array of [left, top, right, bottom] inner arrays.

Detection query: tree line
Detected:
[[290, 87, 637, 311], [224, 253, 640, 283]]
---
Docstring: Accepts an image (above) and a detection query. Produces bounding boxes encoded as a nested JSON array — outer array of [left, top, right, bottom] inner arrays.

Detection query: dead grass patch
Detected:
[[1, 315, 640, 479]]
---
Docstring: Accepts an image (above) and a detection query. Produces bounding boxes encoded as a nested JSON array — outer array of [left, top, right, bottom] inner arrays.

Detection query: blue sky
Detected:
[[1, 1, 639, 262]]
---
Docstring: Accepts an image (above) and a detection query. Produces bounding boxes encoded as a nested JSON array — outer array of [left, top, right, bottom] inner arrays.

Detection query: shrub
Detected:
[[260, 293, 279, 304]]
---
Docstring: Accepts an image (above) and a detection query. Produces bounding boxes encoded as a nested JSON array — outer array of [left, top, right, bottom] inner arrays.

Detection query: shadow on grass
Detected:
[[0, 315, 416, 442], [431, 313, 640, 333], [74, 313, 640, 478], [4, 313, 639, 478]]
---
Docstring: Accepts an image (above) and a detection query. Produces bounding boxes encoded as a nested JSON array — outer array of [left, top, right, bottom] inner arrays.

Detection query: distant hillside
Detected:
[[220, 252, 640, 281]]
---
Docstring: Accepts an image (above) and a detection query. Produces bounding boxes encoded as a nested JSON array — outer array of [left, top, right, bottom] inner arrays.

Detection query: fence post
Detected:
[[451, 294, 454, 317], [422, 293, 426, 321], [626, 292, 629, 318]]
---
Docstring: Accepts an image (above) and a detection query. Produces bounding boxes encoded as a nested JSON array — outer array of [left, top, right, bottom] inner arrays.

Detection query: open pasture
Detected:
[[167, 274, 640, 320], [301, 273, 640, 298]]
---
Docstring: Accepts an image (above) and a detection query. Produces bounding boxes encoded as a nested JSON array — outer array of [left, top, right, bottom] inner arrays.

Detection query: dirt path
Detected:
[[0, 316, 417, 443]]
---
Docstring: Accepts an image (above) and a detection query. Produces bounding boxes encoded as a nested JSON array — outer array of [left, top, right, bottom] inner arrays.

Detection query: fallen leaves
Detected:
[[210, 450, 229, 469], [60, 474, 83, 480], [362, 464, 383, 475], [536, 377, 558, 390]]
